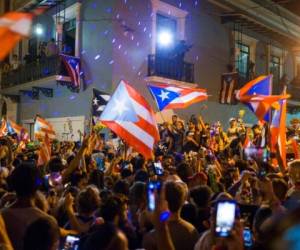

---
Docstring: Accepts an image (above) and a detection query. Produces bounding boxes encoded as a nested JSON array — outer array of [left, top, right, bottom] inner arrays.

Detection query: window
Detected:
[[235, 43, 250, 79], [52, 3, 80, 56], [270, 55, 280, 84], [156, 14, 177, 55], [151, 0, 187, 54], [63, 18, 76, 56]]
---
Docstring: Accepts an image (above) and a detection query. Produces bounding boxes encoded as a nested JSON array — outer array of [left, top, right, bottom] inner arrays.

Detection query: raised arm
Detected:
[[62, 136, 89, 183]]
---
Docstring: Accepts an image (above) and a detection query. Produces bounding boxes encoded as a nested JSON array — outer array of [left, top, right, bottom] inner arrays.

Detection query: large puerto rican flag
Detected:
[[147, 83, 208, 111], [236, 75, 289, 122], [100, 80, 159, 159]]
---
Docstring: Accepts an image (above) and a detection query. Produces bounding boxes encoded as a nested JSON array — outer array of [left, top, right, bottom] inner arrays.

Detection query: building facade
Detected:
[[1, 0, 300, 138]]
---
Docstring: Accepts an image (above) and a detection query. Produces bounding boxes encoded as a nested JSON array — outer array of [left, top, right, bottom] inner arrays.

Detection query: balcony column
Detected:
[[75, 1, 82, 57], [292, 47, 300, 83], [229, 31, 236, 69], [266, 44, 271, 75], [55, 17, 64, 53]]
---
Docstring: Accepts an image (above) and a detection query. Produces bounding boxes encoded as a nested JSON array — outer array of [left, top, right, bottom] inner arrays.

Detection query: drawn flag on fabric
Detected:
[[92, 88, 111, 123], [236, 75, 288, 122], [37, 133, 51, 166], [34, 116, 56, 140], [0, 11, 33, 60], [219, 72, 238, 104], [56, 54, 81, 92], [148, 83, 208, 111], [100, 80, 159, 159]]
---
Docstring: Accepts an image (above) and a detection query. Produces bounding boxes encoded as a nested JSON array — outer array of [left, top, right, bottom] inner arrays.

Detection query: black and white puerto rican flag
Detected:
[[219, 72, 238, 105], [92, 88, 111, 123]]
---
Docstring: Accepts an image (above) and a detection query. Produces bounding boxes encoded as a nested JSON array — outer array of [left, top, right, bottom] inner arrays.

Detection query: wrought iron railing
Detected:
[[147, 54, 194, 83], [1, 56, 59, 89]]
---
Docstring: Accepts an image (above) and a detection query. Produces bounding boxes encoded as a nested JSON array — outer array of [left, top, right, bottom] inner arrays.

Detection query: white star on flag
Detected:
[[93, 98, 99, 106], [158, 90, 169, 101], [112, 98, 129, 115]]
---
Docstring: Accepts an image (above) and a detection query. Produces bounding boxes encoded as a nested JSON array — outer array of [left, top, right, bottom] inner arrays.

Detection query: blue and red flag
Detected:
[[270, 97, 288, 169], [148, 83, 208, 111], [56, 54, 81, 92], [236, 75, 288, 122], [100, 80, 159, 159]]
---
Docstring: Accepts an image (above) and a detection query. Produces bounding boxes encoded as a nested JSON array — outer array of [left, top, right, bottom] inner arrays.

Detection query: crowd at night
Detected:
[[1, 0, 300, 250], [0, 113, 297, 250]]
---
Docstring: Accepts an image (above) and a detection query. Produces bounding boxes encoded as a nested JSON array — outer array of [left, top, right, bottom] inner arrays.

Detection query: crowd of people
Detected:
[[0, 38, 59, 75], [0, 114, 299, 250]]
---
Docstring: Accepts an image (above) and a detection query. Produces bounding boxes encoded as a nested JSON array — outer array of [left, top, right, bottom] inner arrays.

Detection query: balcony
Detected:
[[1, 56, 59, 89], [147, 54, 194, 83]]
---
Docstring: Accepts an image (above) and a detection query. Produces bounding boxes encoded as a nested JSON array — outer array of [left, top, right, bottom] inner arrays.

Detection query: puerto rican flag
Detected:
[[37, 133, 51, 166], [270, 96, 288, 169], [56, 54, 81, 91], [0, 11, 33, 60], [100, 80, 159, 159], [7, 119, 29, 141], [236, 75, 289, 122], [219, 72, 238, 105], [148, 83, 208, 111], [34, 116, 56, 140]]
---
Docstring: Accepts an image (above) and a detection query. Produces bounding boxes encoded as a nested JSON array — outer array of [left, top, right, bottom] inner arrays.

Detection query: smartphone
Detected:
[[120, 160, 130, 170], [243, 227, 253, 248], [154, 162, 164, 176], [63, 235, 80, 250], [215, 200, 236, 237], [262, 148, 269, 162], [258, 167, 267, 180], [48, 172, 62, 188], [92, 153, 105, 171], [147, 181, 161, 211]]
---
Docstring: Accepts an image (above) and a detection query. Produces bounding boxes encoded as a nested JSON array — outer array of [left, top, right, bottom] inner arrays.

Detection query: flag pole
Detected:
[[89, 89, 96, 136]]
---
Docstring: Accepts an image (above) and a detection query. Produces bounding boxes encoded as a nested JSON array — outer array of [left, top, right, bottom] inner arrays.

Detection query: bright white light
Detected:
[[35, 25, 43, 36], [157, 30, 173, 47]]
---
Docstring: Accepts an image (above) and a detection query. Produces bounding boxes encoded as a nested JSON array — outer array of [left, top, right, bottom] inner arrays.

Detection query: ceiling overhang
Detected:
[[208, 0, 300, 47]]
